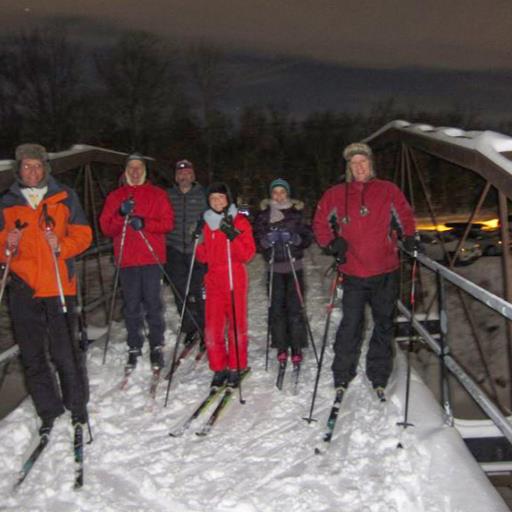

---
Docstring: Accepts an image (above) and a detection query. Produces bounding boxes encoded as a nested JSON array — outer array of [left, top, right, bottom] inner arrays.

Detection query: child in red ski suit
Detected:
[[196, 183, 256, 387]]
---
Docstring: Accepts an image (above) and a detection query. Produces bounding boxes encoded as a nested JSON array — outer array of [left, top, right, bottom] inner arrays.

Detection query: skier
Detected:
[[253, 178, 313, 366], [0, 143, 92, 434], [313, 142, 416, 396], [196, 183, 256, 387], [165, 159, 207, 347], [99, 154, 174, 371]]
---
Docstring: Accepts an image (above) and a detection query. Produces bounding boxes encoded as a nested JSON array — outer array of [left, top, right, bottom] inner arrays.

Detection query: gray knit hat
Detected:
[[343, 142, 373, 161], [15, 143, 51, 188]]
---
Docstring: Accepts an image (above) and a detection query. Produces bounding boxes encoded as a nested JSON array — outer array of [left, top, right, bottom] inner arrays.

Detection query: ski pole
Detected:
[[164, 233, 201, 407], [137, 230, 204, 339], [303, 268, 341, 423], [284, 243, 319, 366], [397, 243, 418, 446], [0, 218, 25, 304], [226, 238, 246, 405], [42, 204, 67, 313], [41, 204, 93, 443], [102, 213, 131, 364], [264, 244, 275, 372]]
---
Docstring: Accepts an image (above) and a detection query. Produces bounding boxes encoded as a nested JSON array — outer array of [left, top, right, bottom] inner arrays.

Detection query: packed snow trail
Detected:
[[0, 246, 507, 511]]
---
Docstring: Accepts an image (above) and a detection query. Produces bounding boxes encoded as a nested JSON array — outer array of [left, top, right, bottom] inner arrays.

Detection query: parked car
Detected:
[[418, 231, 482, 265], [444, 223, 507, 256]]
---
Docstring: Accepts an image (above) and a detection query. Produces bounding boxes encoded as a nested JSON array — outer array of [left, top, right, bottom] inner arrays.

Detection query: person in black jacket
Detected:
[[165, 159, 208, 346], [253, 178, 313, 364]]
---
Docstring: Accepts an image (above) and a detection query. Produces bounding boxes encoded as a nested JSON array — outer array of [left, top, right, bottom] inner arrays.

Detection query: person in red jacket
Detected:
[[100, 154, 174, 370], [196, 183, 256, 387], [313, 142, 416, 394]]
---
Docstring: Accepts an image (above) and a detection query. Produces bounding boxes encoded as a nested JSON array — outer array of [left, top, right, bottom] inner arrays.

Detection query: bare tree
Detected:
[[0, 25, 83, 150], [95, 31, 180, 153], [187, 43, 229, 181]]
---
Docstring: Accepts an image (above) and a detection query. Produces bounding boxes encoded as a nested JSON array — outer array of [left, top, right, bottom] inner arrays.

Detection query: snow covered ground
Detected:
[[0, 247, 508, 511]]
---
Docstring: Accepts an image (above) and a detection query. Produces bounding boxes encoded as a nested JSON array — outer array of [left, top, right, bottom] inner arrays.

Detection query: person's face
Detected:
[[349, 155, 372, 183], [271, 186, 288, 204], [20, 159, 45, 187], [209, 193, 228, 213], [175, 167, 195, 190], [125, 160, 146, 185]]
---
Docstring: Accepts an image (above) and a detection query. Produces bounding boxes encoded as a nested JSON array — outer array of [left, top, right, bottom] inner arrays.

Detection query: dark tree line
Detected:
[[1, 25, 510, 215]]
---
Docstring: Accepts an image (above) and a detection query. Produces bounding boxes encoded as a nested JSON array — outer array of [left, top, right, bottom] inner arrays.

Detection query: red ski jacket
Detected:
[[196, 212, 256, 290], [313, 179, 415, 278], [100, 182, 174, 267]]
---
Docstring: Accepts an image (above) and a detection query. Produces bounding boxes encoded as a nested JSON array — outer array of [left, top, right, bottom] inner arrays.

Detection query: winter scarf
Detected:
[[269, 199, 292, 224], [204, 204, 238, 230]]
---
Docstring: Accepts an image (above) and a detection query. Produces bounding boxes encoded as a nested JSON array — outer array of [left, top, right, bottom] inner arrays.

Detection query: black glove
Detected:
[[403, 235, 421, 253], [192, 218, 205, 238], [129, 216, 144, 231], [220, 216, 241, 241], [120, 198, 135, 217], [327, 236, 348, 262]]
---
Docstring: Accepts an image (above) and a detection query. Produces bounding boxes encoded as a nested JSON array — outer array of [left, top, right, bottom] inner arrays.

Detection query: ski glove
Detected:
[[120, 198, 135, 217], [192, 218, 205, 238], [327, 236, 348, 262], [403, 235, 422, 254], [129, 216, 145, 231], [220, 216, 241, 241], [263, 230, 281, 246]]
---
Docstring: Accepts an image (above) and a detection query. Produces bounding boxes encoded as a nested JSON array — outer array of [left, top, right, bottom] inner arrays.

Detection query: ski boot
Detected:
[[150, 346, 164, 370], [227, 370, 241, 388], [126, 348, 141, 371], [211, 369, 228, 387]]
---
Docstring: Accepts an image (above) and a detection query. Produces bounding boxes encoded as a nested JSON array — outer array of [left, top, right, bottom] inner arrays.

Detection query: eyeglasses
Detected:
[[22, 162, 43, 171]]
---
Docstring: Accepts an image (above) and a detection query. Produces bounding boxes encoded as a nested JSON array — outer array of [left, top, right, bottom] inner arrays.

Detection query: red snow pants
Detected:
[[204, 265, 249, 372]]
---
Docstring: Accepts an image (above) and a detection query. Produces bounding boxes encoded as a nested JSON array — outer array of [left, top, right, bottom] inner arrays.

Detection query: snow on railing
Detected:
[[365, 120, 512, 176], [398, 248, 512, 446]]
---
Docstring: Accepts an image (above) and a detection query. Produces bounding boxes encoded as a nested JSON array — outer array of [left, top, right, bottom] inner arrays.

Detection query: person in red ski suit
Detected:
[[100, 154, 174, 370], [196, 182, 256, 387], [313, 142, 416, 393]]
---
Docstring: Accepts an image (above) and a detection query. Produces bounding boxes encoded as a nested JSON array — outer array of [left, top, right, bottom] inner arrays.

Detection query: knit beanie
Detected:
[[15, 143, 51, 188], [207, 182, 233, 205], [269, 178, 290, 196]]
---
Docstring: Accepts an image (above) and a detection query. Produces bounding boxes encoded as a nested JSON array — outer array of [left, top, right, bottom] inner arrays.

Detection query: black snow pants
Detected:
[[9, 274, 89, 423], [269, 270, 307, 353], [165, 245, 205, 336], [331, 270, 398, 388], [119, 264, 165, 350]]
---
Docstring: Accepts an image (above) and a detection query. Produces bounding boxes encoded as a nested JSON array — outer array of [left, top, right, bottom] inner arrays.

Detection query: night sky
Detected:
[[3, 0, 512, 124]]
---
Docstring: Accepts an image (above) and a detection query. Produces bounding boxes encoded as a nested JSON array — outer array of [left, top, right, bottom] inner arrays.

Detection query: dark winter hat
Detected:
[[207, 182, 233, 204], [175, 159, 194, 172], [343, 142, 373, 161], [125, 153, 147, 169], [124, 153, 147, 186], [15, 143, 51, 188], [269, 178, 290, 196]]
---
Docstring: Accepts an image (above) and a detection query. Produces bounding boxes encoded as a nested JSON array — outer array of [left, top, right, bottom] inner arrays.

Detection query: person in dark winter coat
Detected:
[[196, 183, 256, 387], [165, 160, 207, 346], [100, 154, 174, 371], [253, 178, 313, 365], [313, 142, 416, 394], [0, 143, 92, 434]]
